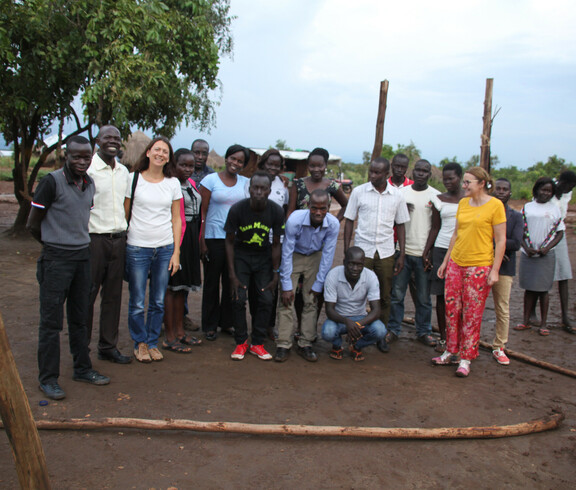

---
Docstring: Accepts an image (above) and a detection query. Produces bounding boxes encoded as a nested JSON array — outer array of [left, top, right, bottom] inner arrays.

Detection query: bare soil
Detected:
[[0, 181, 575, 489]]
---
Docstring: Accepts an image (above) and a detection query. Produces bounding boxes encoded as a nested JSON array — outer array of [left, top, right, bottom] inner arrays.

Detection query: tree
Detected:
[[0, 0, 233, 233], [527, 155, 574, 177], [271, 139, 293, 151]]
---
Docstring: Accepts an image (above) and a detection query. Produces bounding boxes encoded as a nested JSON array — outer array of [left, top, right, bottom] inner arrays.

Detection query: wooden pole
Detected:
[[479, 340, 576, 378], [371, 80, 389, 162], [480, 78, 493, 172], [2, 412, 563, 441], [0, 312, 51, 489]]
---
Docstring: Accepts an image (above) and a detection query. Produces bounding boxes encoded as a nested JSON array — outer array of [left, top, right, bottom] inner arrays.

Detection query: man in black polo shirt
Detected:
[[224, 171, 284, 361], [27, 135, 110, 400]]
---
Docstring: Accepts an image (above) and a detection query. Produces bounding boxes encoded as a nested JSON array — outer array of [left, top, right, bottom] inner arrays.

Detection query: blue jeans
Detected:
[[126, 243, 174, 348], [388, 254, 432, 337], [321, 315, 387, 350]]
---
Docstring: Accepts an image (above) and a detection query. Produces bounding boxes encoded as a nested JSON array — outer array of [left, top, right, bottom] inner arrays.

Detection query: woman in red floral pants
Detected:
[[434, 167, 506, 377]]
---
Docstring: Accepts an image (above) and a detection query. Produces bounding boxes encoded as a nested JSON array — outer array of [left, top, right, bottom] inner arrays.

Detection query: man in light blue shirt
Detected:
[[275, 190, 339, 362]]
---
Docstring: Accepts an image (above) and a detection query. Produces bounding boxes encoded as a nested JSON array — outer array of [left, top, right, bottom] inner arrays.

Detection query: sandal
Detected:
[[161, 339, 192, 353], [349, 344, 365, 362], [329, 347, 344, 360], [538, 327, 550, 336], [178, 334, 202, 346], [513, 323, 531, 331]]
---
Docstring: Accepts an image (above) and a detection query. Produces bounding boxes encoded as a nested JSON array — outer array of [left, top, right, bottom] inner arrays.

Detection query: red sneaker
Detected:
[[492, 349, 510, 365], [231, 341, 249, 360], [249, 344, 272, 360]]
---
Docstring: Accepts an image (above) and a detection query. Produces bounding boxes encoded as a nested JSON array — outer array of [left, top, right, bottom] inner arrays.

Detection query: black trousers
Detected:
[[232, 249, 274, 345], [201, 239, 234, 333], [88, 233, 126, 353], [37, 256, 92, 384]]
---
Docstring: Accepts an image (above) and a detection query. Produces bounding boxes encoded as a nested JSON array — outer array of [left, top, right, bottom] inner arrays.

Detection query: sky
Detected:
[[169, 0, 576, 168]]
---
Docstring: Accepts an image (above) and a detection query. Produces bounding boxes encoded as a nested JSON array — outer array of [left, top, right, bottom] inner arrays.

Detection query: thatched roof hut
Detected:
[[121, 131, 151, 170]]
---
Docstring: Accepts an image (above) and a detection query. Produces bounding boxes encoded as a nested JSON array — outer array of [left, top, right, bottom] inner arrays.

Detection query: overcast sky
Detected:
[[170, 0, 576, 168]]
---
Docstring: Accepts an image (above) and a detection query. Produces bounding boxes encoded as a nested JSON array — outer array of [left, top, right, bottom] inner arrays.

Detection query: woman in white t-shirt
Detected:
[[515, 177, 564, 336], [124, 136, 183, 363], [422, 162, 465, 353]]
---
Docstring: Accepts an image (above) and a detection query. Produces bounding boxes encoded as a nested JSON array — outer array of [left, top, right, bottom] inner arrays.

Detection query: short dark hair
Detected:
[[344, 246, 365, 262], [371, 157, 390, 172], [191, 138, 209, 150], [309, 188, 329, 203], [496, 177, 511, 189], [532, 176, 555, 198], [225, 144, 250, 166], [307, 147, 329, 165], [442, 162, 463, 178], [258, 149, 284, 170], [250, 170, 272, 186], [174, 148, 194, 164], [559, 170, 576, 185], [392, 153, 409, 165], [67, 135, 91, 146]]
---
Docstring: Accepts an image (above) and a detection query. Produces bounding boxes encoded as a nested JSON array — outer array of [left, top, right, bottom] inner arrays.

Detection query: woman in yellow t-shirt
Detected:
[[433, 167, 506, 377]]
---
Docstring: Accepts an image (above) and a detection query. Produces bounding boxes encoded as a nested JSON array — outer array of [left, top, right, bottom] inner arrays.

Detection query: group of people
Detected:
[[27, 125, 575, 400]]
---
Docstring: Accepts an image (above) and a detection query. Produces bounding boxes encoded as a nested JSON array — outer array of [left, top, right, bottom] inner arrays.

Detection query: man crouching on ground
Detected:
[[321, 246, 387, 361], [27, 135, 110, 400]]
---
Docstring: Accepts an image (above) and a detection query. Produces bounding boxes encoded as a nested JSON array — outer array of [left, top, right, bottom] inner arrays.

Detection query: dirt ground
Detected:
[[0, 181, 575, 489]]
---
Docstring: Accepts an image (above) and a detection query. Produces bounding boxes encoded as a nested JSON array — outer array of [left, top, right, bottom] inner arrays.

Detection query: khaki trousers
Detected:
[[491, 275, 514, 349], [276, 252, 321, 349], [364, 252, 395, 326]]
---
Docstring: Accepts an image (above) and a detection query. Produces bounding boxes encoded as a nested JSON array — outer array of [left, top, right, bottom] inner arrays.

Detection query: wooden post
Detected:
[[480, 78, 493, 172], [0, 312, 51, 489], [371, 80, 389, 162]]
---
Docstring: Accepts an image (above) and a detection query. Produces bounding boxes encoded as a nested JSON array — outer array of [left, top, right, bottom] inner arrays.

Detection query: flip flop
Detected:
[[161, 339, 193, 353], [538, 327, 550, 336], [178, 334, 202, 346], [513, 323, 531, 331]]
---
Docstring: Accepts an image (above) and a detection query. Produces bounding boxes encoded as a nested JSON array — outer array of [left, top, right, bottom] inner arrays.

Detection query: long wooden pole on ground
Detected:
[[1, 412, 563, 440], [480, 78, 493, 172], [371, 80, 389, 162], [0, 312, 51, 489], [478, 340, 576, 378]]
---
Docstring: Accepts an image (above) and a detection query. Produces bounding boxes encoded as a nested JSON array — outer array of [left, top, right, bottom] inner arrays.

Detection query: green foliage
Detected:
[[380, 141, 421, 164], [271, 139, 293, 151], [0, 0, 234, 230]]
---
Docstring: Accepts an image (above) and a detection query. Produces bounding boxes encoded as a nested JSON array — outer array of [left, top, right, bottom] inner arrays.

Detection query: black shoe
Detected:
[[563, 324, 575, 334], [39, 382, 66, 400], [377, 339, 390, 353], [385, 331, 398, 344], [274, 347, 290, 362], [297, 345, 318, 362], [98, 349, 133, 364], [73, 370, 110, 385], [418, 334, 437, 347], [205, 331, 218, 341]]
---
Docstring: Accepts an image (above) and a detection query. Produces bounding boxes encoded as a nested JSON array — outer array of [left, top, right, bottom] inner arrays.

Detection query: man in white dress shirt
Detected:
[[344, 157, 410, 335], [87, 125, 132, 363]]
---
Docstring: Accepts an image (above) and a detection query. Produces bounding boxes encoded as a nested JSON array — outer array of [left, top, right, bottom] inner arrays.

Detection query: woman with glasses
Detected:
[[433, 167, 506, 377]]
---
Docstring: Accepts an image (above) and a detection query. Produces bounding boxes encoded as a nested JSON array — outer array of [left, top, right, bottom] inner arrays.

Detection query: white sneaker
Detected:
[[492, 348, 510, 365]]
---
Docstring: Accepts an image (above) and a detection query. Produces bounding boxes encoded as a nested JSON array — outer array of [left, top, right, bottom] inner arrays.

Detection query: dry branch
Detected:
[[479, 340, 576, 378], [1, 412, 563, 440]]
